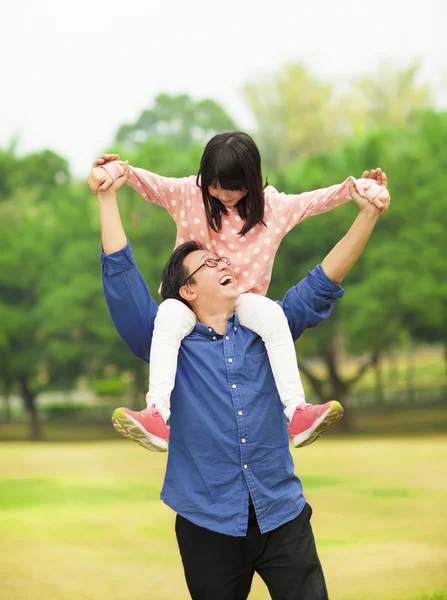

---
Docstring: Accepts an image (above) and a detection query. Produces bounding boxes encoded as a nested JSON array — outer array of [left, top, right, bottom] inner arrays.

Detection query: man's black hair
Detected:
[[160, 241, 206, 309]]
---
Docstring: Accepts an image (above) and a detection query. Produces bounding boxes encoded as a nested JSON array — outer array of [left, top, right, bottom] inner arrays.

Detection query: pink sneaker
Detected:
[[112, 405, 169, 452], [288, 401, 343, 448]]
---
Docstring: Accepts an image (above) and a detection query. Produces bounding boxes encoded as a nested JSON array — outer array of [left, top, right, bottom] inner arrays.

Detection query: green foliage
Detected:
[[115, 92, 237, 150], [91, 377, 127, 397], [1, 88, 446, 438], [269, 109, 447, 407]]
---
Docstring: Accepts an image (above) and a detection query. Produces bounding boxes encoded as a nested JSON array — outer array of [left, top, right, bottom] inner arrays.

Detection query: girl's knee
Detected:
[[156, 298, 196, 329]]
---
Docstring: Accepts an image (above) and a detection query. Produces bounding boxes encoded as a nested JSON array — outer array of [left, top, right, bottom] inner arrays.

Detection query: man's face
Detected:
[[182, 250, 240, 309]]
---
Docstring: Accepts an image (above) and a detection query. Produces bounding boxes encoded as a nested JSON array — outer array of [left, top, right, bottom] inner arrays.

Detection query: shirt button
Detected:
[[234, 327, 237, 332], [241, 438, 246, 443], [232, 384, 237, 389], [208, 327, 212, 332], [238, 411, 243, 416], [212, 336, 216, 340], [228, 358, 233, 363], [243, 464, 248, 469], [225, 336, 229, 340]]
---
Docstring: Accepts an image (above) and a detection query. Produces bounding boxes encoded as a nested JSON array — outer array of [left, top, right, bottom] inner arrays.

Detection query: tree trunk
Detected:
[[301, 341, 353, 431], [373, 354, 384, 404], [444, 341, 447, 396], [331, 382, 352, 432], [19, 378, 41, 441], [406, 346, 415, 403], [322, 341, 353, 431], [300, 342, 377, 433], [2, 382, 12, 423], [134, 363, 148, 406], [387, 349, 398, 389]]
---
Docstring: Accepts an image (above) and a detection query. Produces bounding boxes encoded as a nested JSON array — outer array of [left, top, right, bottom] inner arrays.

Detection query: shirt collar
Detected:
[[194, 312, 240, 338]]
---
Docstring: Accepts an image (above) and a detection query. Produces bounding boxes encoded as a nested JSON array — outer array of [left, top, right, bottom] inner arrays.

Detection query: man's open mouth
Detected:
[[219, 275, 233, 286]]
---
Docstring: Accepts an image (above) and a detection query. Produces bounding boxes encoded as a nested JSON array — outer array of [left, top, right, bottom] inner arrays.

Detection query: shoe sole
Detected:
[[292, 401, 344, 448], [112, 407, 168, 453]]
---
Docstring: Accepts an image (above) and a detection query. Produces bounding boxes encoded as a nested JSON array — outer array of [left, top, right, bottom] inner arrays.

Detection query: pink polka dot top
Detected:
[[102, 162, 384, 295]]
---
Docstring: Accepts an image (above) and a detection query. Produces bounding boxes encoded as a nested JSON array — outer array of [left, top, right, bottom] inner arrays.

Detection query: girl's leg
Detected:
[[235, 294, 305, 421], [112, 299, 196, 452], [146, 299, 197, 421]]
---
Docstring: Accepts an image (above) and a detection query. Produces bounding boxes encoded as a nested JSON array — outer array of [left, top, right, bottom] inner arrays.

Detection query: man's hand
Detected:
[[321, 179, 390, 284], [349, 179, 390, 215], [361, 167, 389, 210], [88, 154, 121, 194], [361, 167, 387, 188]]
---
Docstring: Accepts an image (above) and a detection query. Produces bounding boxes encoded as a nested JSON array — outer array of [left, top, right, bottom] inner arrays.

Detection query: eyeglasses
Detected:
[[182, 256, 231, 286]]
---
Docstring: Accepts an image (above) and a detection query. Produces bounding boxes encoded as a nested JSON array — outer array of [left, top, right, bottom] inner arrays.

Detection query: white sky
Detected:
[[2, 0, 446, 178]]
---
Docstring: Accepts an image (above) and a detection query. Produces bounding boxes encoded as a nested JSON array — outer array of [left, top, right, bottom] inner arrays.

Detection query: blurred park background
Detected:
[[1, 1, 447, 598]]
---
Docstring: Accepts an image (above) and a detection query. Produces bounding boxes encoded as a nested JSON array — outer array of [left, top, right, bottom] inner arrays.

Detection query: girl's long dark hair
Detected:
[[197, 132, 266, 236]]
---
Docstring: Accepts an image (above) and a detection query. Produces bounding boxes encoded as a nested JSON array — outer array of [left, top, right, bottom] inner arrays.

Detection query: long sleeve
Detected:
[[280, 265, 344, 341], [101, 161, 200, 218], [267, 176, 384, 230], [101, 240, 159, 363]]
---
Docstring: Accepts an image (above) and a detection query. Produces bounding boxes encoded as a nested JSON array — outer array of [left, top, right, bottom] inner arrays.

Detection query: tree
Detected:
[[243, 61, 432, 172], [115, 93, 237, 150], [341, 62, 431, 137], [243, 63, 340, 169], [268, 110, 447, 428]]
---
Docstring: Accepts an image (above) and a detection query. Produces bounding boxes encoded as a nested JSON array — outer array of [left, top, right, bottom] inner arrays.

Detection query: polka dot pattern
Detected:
[[110, 164, 384, 295]]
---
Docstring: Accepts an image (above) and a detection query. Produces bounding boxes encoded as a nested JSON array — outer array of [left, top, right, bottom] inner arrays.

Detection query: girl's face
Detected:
[[208, 182, 247, 208]]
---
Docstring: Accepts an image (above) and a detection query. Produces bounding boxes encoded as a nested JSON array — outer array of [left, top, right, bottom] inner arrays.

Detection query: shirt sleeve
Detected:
[[101, 161, 197, 219], [101, 240, 159, 363], [269, 176, 385, 229], [279, 264, 345, 341]]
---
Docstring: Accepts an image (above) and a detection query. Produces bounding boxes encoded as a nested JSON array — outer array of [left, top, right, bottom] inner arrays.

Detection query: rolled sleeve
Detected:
[[101, 241, 135, 275], [280, 265, 344, 341], [101, 240, 158, 363]]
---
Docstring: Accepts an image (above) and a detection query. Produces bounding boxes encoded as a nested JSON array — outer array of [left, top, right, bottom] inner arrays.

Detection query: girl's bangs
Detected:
[[209, 147, 247, 191]]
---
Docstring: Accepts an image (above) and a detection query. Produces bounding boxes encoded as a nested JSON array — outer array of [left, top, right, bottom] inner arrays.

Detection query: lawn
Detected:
[[0, 437, 446, 600]]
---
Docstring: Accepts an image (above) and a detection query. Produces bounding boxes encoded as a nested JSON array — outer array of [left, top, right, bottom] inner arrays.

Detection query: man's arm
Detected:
[[92, 164, 159, 362], [102, 242, 158, 363], [320, 185, 385, 284], [282, 181, 390, 340], [280, 265, 345, 341]]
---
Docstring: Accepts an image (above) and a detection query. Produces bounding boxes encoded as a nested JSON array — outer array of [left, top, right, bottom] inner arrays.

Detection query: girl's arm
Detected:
[[90, 159, 199, 219], [268, 175, 386, 230]]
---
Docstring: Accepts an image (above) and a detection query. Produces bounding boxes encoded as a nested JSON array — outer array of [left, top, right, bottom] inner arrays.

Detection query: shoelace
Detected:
[[142, 405, 160, 417]]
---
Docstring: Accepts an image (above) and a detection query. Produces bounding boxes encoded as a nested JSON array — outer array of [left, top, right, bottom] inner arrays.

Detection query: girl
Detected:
[[89, 132, 388, 452]]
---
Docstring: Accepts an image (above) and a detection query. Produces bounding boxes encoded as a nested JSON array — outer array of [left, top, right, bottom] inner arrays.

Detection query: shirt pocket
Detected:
[[247, 351, 276, 395]]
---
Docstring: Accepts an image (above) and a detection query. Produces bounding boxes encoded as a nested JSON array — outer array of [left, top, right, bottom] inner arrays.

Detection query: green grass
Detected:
[[1, 403, 446, 444], [0, 437, 446, 599]]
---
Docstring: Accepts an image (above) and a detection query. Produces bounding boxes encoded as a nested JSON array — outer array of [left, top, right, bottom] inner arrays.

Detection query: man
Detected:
[[96, 162, 390, 599]]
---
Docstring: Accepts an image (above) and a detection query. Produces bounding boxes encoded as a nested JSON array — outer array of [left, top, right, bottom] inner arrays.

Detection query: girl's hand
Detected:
[[361, 168, 388, 188], [108, 161, 130, 193], [349, 181, 390, 215], [93, 153, 121, 168], [89, 154, 124, 193]]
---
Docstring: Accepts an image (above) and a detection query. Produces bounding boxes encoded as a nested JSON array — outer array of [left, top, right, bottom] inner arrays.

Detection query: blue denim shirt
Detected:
[[102, 241, 344, 536]]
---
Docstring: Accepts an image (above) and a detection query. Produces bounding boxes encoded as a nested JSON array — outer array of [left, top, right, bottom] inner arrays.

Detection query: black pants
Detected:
[[175, 503, 328, 600]]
